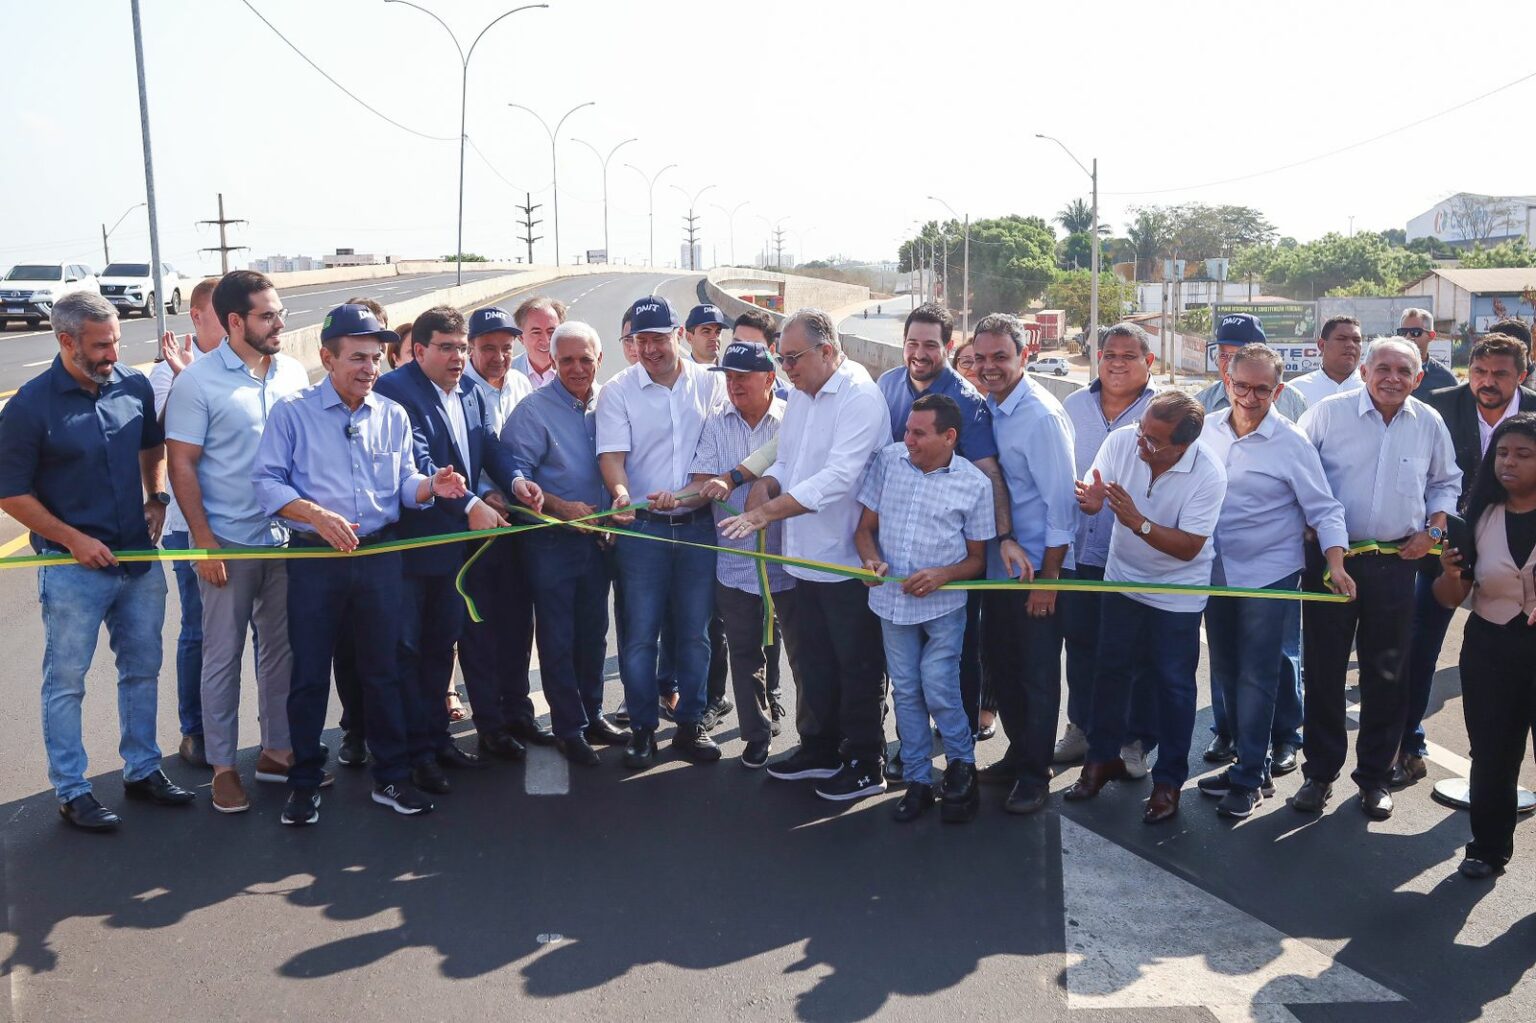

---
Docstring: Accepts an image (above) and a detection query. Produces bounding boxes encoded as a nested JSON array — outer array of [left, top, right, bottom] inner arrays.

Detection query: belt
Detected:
[[634, 506, 710, 526], [290, 529, 395, 549], [1350, 535, 1413, 556]]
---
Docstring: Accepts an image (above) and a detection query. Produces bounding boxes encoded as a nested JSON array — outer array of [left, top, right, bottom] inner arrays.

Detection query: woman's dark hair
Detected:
[[1464, 412, 1536, 527]]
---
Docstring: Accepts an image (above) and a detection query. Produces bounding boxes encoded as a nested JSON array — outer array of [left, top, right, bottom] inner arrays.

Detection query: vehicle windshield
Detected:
[[102, 263, 150, 277], [4, 265, 63, 281]]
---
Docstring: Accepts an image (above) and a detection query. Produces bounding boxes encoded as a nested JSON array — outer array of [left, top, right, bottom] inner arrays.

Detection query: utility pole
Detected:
[[681, 211, 699, 270], [773, 226, 787, 270], [516, 192, 543, 267], [130, 0, 168, 339], [197, 193, 247, 274]]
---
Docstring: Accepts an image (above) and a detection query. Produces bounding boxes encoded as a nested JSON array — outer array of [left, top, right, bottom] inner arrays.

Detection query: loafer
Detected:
[[940, 761, 980, 823], [478, 730, 527, 761], [1203, 734, 1237, 763], [437, 742, 485, 769], [411, 762, 451, 795], [1064, 758, 1130, 801], [59, 793, 120, 831], [1004, 781, 1049, 815], [280, 788, 321, 826], [892, 782, 936, 822], [1359, 786, 1393, 821], [557, 736, 602, 767], [212, 771, 250, 814], [672, 722, 722, 764], [584, 716, 631, 746], [978, 762, 1022, 787], [505, 717, 557, 747], [337, 730, 368, 767], [1389, 753, 1428, 790], [1270, 742, 1299, 776], [741, 739, 771, 770], [123, 770, 196, 806], [1143, 783, 1180, 824], [178, 734, 208, 768], [612, 701, 630, 726], [976, 722, 996, 741], [883, 747, 905, 784], [1458, 856, 1503, 880], [1290, 778, 1332, 814], [623, 727, 658, 770]]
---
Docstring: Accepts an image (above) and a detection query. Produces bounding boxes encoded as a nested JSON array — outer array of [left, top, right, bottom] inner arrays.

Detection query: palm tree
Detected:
[[1055, 198, 1095, 235], [1127, 209, 1173, 279]]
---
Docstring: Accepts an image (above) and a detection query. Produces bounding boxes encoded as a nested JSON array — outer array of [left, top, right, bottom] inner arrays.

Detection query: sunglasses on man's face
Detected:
[[1396, 326, 1428, 339]]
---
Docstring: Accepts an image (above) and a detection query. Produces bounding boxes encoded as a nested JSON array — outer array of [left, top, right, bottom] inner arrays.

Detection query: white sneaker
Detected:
[[1120, 741, 1150, 779], [1052, 723, 1088, 764]]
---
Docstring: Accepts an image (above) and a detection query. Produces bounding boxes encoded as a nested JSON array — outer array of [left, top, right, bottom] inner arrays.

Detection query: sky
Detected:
[[4, 0, 1535, 278]]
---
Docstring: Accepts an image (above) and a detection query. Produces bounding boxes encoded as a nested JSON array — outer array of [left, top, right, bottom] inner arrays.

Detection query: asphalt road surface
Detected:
[[0, 272, 1533, 1021]]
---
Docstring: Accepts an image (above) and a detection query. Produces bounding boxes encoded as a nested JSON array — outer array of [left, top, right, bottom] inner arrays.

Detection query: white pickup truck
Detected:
[[0, 262, 100, 329], [98, 261, 183, 317]]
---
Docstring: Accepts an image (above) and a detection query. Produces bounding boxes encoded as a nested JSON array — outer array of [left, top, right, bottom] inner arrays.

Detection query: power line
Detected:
[[237, 0, 457, 143]]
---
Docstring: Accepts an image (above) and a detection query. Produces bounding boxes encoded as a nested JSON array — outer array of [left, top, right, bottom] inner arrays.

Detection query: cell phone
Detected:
[[1445, 512, 1476, 575]]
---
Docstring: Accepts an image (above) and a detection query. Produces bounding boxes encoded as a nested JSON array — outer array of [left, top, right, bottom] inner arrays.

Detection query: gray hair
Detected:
[[782, 308, 839, 350], [1399, 306, 1434, 328], [52, 291, 117, 341], [1102, 321, 1153, 356], [1365, 336, 1422, 374], [971, 313, 1024, 352], [1230, 342, 1283, 382], [551, 320, 601, 356]]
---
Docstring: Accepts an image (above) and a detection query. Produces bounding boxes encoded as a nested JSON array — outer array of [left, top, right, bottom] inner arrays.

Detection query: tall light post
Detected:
[[101, 202, 146, 266], [1036, 134, 1099, 381], [509, 100, 594, 267], [385, 1, 547, 285], [670, 183, 715, 270], [928, 196, 970, 337], [711, 200, 749, 266], [627, 162, 676, 267], [129, 0, 167, 339], [572, 136, 635, 264]]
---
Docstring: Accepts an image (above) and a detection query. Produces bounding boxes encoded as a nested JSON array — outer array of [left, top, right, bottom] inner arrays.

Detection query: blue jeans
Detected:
[[613, 515, 717, 730], [1208, 594, 1304, 749], [1063, 564, 1156, 746], [1087, 593, 1202, 788], [1205, 574, 1300, 791], [162, 530, 203, 737], [526, 529, 612, 738], [38, 563, 168, 802], [883, 606, 970, 784], [1402, 563, 1455, 758]]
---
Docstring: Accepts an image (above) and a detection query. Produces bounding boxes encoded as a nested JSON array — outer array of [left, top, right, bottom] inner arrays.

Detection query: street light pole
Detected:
[[386, 1, 548, 285], [129, 0, 168, 340], [670, 183, 715, 271], [711, 200, 749, 266], [101, 202, 146, 266], [1036, 134, 1100, 381], [928, 196, 971, 337], [572, 136, 636, 263], [509, 100, 594, 267], [627, 163, 676, 267]]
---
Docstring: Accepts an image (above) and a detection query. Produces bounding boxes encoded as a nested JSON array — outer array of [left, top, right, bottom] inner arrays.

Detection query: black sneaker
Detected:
[[1216, 786, 1262, 819], [814, 759, 887, 802], [766, 746, 842, 781], [672, 722, 722, 763], [1458, 856, 1504, 880], [623, 726, 658, 770], [768, 696, 786, 737], [338, 731, 368, 767], [281, 788, 321, 826], [741, 739, 771, 770], [699, 696, 734, 731], [371, 783, 434, 816], [1198, 769, 1274, 799]]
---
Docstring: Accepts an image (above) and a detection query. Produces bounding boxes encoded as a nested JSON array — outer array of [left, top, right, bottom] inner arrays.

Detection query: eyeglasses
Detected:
[[430, 342, 469, 356], [244, 309, 287, 324], [1135, 424, 1172, 454], [776, 340, 827, 368], [1229, 380, 1276, 400], [1396, 326, 1428, 339]]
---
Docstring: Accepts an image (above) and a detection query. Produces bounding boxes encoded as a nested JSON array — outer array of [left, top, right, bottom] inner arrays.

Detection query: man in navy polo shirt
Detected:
[[0, 291, 196, 831], [684, 303, 731, 365]]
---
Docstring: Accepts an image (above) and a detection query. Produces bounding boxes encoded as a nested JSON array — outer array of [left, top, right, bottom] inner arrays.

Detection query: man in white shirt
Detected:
[[1296, 337, 1460, 821], [1064, 392, 1227, 824], [1288, 315, 1364, 409], [511, 296, 564, 388], [719, 308, 892, 801], [598, 296, 726, 767], [1196, 344, 1356, 819]]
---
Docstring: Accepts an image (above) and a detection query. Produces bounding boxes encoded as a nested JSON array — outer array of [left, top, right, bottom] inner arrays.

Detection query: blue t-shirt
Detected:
[[876, 364, 998, 462]]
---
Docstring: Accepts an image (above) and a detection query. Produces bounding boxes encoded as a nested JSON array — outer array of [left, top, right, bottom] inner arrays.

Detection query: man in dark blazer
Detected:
[[374, 305, 540, 795], [1400, 332, 1535, 785]]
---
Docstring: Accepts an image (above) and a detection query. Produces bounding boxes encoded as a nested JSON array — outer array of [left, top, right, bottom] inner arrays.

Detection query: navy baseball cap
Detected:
[[468, 306, 522, 340], [627, 296, 679, 334], [686, 303, 731, 331], [321, 303, 399, 346], [709, 340, 775, 374], [1215, 312, 1266, 347]]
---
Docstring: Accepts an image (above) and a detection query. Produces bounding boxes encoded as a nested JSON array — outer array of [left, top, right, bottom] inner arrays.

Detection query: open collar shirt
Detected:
[[594, 359, 723, 507], [505, 378, 605, 510], [463, 361, 533, 436], [1062, 379, 1157, 568], [986, 373, 1077, 576], [691, 398, 791, 593]]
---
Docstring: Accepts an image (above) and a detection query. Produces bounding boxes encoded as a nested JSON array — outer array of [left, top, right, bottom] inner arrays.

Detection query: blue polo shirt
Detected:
[[0, 356, 164, 573], [876, 364, 998, 461]]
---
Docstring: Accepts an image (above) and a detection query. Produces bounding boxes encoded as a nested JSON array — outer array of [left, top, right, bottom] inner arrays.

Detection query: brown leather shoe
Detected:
[[1063, 758, 1130, 801], [1143, 783, 1180, 824], [211, 771, 250, 814]]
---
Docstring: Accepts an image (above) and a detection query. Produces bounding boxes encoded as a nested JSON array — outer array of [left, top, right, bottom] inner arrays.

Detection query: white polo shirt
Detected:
[[1287, 368, 1362, 409], [595, 358, 723, 503], [1090, 425, 1227, 613]]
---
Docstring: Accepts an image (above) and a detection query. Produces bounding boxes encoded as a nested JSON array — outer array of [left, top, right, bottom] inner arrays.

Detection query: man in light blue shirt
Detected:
[[166, 270, 309, 813]]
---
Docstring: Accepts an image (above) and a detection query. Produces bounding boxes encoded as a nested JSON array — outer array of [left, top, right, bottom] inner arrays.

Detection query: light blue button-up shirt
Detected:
[[504, 378, 606, 510], [252, 377, 431, 537], [165, 341, 310, 546], [986, 372, 1078, 577], [1062, 380, 1157, 568]]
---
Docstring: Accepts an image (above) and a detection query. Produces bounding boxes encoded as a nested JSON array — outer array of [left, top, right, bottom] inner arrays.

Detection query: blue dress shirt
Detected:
[[876, 364, 998, 461], [986, 373, 1079, 576], [504, 378, 606, 510]]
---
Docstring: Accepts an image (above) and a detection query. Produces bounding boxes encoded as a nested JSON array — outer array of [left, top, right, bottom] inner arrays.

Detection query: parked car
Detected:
[[0, 262, 100, 330], [98, 262, 183, 317], [1028, 355, 1071, 377]]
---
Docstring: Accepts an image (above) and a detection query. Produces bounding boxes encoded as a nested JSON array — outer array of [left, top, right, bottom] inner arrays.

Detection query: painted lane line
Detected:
[[21, 359, 50, 368]]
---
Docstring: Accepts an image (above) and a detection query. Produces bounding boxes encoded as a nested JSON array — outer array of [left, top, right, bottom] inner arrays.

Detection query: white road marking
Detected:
[[21, 359, 50, 367], [0, 329, 50, 340], [1060, 817, 1403, 1012]]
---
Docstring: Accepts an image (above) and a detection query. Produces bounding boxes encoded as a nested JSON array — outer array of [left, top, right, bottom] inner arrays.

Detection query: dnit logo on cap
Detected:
[[634, 302, 661, 315]]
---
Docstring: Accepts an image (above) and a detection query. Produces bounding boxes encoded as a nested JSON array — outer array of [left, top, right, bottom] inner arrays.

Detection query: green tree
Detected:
[[1057, 231, 1093, 270], [1247, 232, 1432, 298], [1045, 269, 1136, 330], [1127, 203, 1276, 265], [903, 215, 1058, 316], [1458, 238, 1536, 268], [1126, 209, 1174, 278], [1055, 198, 1097, 236], [442, 252, 490, 262]]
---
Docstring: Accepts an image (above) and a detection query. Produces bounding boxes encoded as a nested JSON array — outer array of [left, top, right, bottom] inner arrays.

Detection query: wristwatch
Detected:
[[1426, 525, 1445, 542], [150, 491, 171, 506], [728, 468, 747, 487], [997, 531, 1017, 544], [1138, 518, 1153, 536]]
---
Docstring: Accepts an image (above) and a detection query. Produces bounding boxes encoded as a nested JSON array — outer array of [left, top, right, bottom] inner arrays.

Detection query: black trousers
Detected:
[[1301, 547, 1417, 790], [334, 629, 365, 738], [708, 611, 729, 703], [456, 534, 536, 733], [778, 578, 888, 762], [980, 586, 1066, 788], [1460, 613, 1536, 867], [716, 583, 794, 744], [400, 571, 467, 763]]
